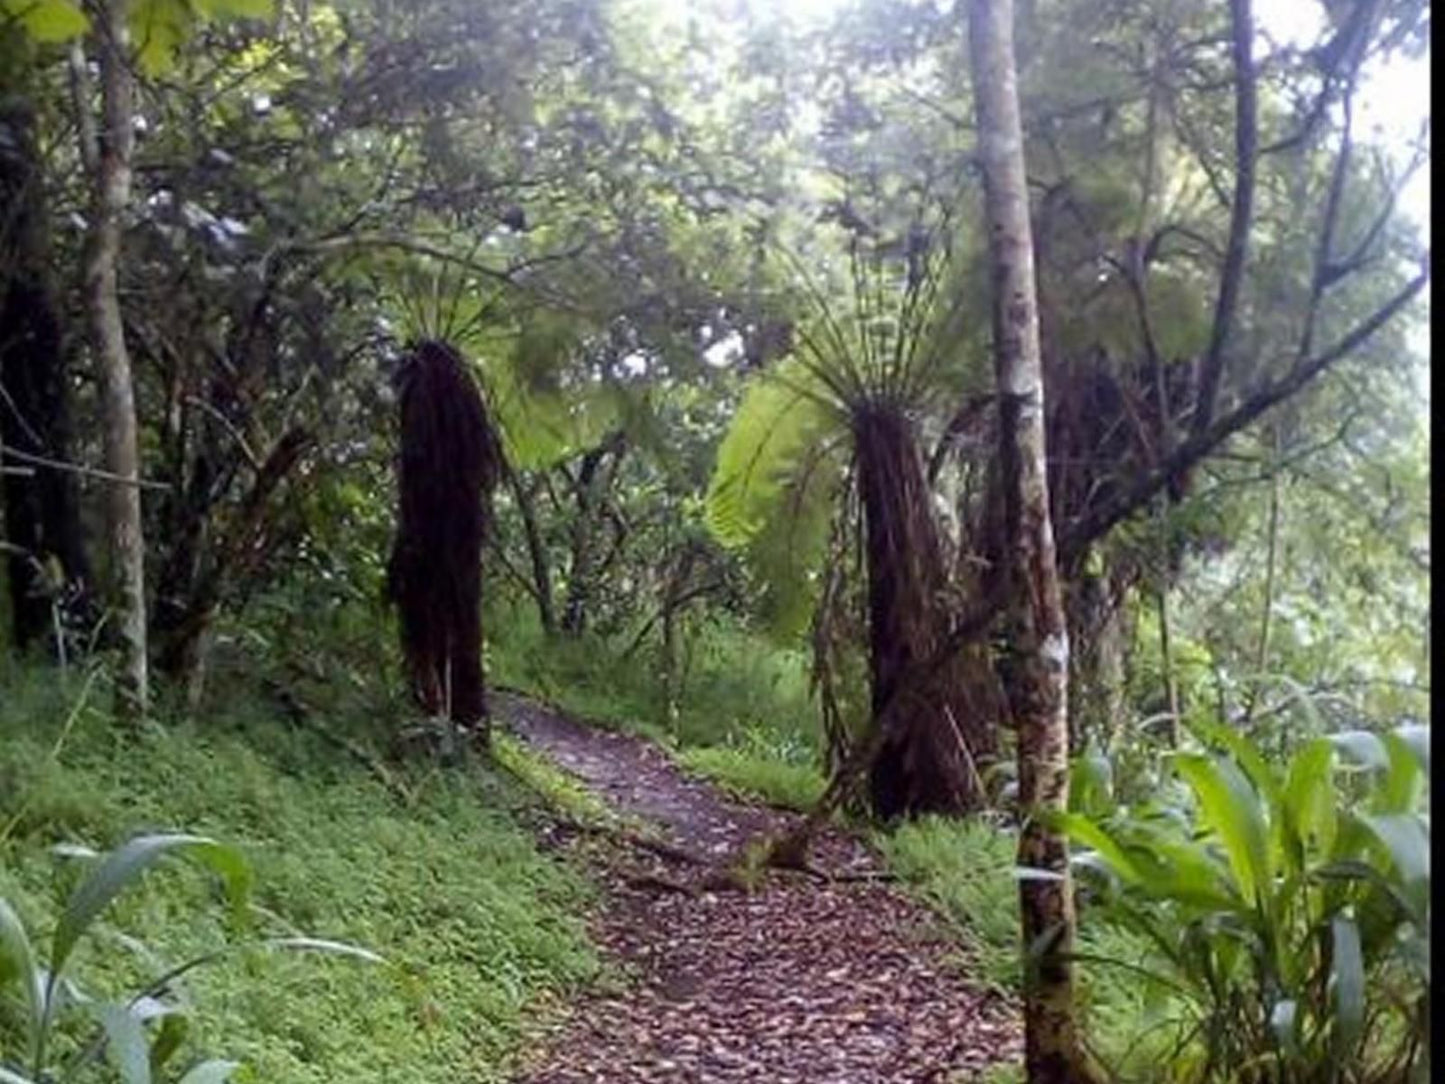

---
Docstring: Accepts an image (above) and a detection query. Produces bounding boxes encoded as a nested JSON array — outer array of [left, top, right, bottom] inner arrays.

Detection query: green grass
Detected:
[[874, 815, 1021, 991], [488, 599, 831, 816], [674, 746, 826, 811], [488, 600, 817, 754], [0, 658, 599, 1083], [875, 814, 1181, 1078], [492, 732, 618, 827]]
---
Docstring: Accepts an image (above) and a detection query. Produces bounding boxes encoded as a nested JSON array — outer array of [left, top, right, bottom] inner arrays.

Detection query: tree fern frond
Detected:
[[704, 359, 845, 549]]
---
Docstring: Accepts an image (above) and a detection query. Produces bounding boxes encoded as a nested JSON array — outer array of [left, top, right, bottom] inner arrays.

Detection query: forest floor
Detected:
[[497, 691, 1023, 1084]]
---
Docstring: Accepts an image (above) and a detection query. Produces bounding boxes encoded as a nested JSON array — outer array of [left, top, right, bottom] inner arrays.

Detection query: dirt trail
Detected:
[[497, 692, 1022, 1084]]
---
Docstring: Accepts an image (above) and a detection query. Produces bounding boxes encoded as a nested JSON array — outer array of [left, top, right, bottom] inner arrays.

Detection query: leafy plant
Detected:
[[0, 833, 380, 1083], [1057, 722, 1430, 1082]]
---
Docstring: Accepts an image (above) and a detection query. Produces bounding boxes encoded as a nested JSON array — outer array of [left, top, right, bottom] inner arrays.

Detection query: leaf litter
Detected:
[[500, 693, 1023, 1083]]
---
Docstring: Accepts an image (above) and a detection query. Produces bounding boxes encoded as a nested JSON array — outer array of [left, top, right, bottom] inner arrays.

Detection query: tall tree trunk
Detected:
[[388, 342, 500, 746], [968, 0, 1100, 1079], [82, 5, 149, 715], [658, 541, 696, 729], [0, 91, 93, 655], [1243, 428, 1281, 724]]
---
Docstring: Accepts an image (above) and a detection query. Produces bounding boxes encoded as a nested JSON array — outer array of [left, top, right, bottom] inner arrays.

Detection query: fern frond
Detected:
[[705, 360, 844, 548], [705, 359, 849, 638]]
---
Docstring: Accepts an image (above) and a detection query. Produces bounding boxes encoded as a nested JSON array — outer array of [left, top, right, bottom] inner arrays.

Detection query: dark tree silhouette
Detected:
[[386, 339, 502, 741]]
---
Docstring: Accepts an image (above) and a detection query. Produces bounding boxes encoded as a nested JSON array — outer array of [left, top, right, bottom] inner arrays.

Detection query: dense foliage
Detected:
[[0, 0, 1429, 1078]]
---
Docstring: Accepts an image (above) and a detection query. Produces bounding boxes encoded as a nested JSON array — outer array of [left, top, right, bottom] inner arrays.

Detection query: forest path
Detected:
[[496, 691, 1022, 1084]]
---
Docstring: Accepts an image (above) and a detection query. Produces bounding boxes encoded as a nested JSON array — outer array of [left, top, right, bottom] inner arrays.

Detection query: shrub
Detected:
[[0, 833, 379, 1083], [1058, 722, 1430, 1082]]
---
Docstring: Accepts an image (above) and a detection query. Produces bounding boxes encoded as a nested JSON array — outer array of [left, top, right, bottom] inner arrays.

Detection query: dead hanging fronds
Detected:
[[809, 466, 864, 782], [386, 339, 504, 742], [852, 402, 1000, 818]]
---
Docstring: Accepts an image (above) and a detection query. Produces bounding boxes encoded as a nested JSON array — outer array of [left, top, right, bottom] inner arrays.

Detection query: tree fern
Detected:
[[704, 359, 848, 635], [383, 258, 624, 470]]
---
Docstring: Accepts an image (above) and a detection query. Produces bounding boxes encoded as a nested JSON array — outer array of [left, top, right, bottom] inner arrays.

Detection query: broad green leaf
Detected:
[[1069, 745, 1113, 816], [1379, 731, 1425, 813], [176, 1060, 240, 1084], [1311, 858, 1426, 944], [264, 937, 386, 964], [1269, 999, 1298, 1057], [1394, 724, 1430, 776], [148, 1013, 189, 1075], [1053, 812, 1144, 884], [1145, 837, 1240, 911], [95, 1002, 151, 1084], [1328, 730, 1389, 771], [54, 835, 251, 977], [0, 900, 42, 1059], [51, 843, 99, 860], [1176, 753, 1270, 907], [1189, 717, 1280, 809], [1282, 738, 1336, 864], [1330, 912, 1365, 1060], [3, 0, 88, 41], [704, 358, 844, 637], [1354, 812, 1430, 888], [705, 361, 837, 548]]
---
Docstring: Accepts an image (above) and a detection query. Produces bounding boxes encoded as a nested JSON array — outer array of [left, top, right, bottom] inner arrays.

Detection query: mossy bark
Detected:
[[969, 0, 1103, 1078]]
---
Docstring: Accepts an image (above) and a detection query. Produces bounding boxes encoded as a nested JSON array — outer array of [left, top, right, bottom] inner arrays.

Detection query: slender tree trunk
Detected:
[[1152, 496, 1182, 744], [560, 437, 622, 637], [1243, 430, 1281, 724], [512, 469, 556, 636], [659, 542, 694, 730], [968, 1, 1100, 1079], [0, 92, 94, 654], [1155, 574, 1180, 743], [82, 5, 149, 715]]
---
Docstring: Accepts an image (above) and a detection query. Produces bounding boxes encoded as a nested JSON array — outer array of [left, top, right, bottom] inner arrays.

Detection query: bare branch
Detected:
[[1062, 258, 1430, 562], [1191, 0, 1258, 442], [0, 441, 171, 490]]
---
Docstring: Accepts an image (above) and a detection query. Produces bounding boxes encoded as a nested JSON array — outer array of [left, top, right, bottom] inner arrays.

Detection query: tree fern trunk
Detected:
[[854, 404, 997, 818], [0, 92, 93, 654]]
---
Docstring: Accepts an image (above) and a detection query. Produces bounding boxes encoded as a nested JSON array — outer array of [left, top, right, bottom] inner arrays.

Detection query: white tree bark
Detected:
[[967, 0, 1099, 1079]]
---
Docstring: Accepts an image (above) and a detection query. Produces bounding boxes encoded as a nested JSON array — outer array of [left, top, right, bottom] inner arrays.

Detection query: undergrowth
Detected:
[[0, 657, 598, 1083], [876, 815, 1177, 1077], [488, 600, 825, 808], [673, 746, 825, 811], [489, 602, 811, 746]]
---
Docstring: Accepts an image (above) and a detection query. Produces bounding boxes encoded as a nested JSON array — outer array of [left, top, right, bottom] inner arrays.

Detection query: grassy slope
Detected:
[[0, 659, 598, 1084]]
